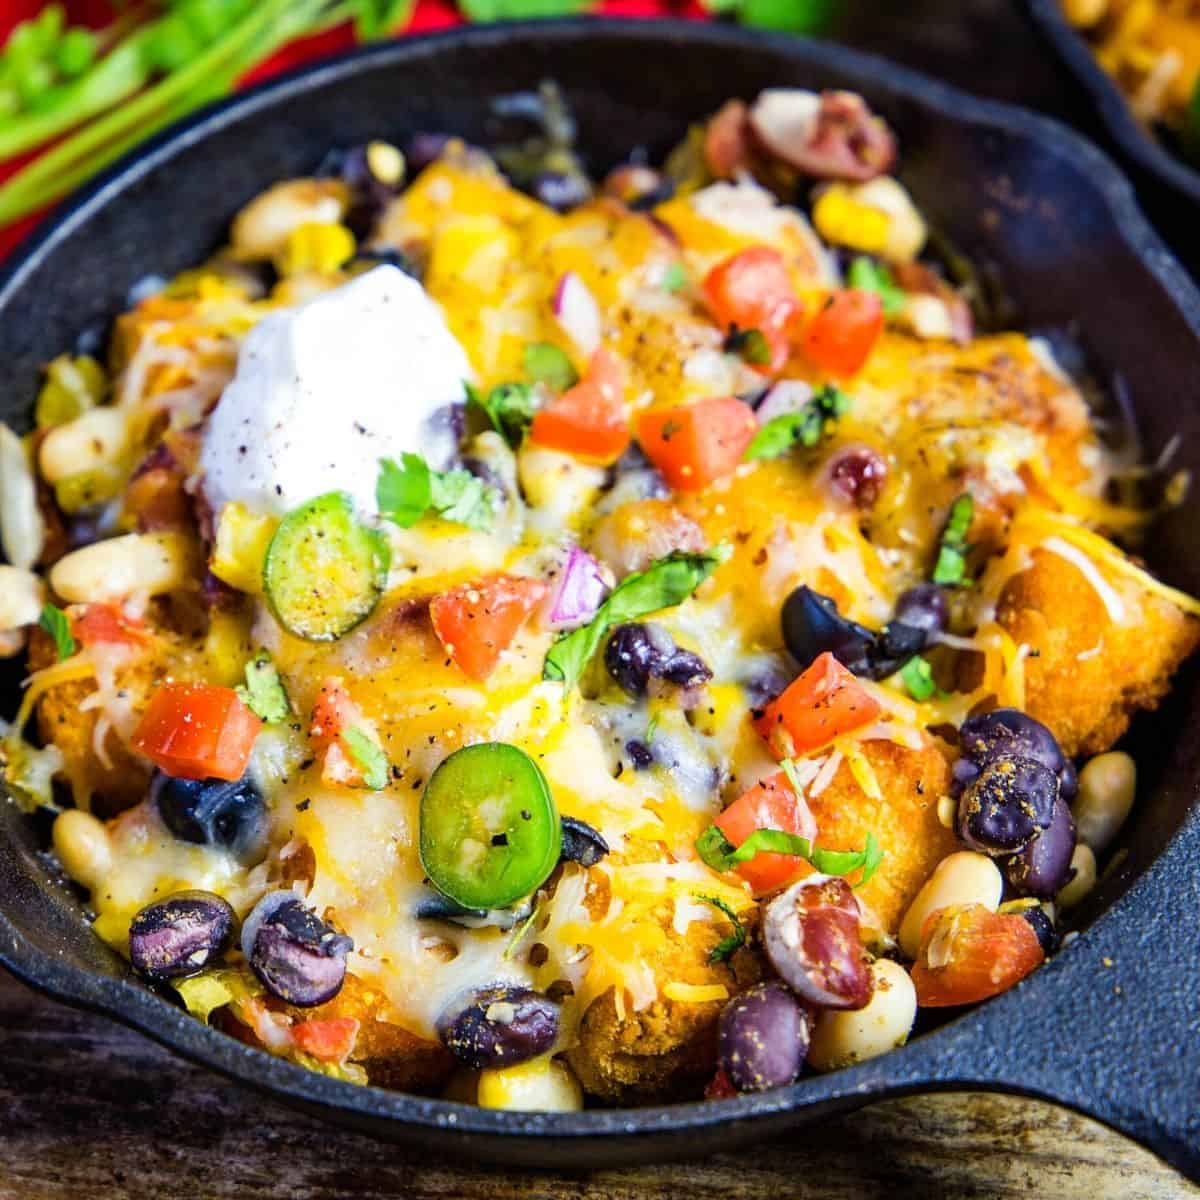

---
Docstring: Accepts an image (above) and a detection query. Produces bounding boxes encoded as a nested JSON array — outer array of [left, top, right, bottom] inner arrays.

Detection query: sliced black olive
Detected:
[[559, 816, 609, 867], [151, 771, 266, 863], [781, 585, 876, 674]]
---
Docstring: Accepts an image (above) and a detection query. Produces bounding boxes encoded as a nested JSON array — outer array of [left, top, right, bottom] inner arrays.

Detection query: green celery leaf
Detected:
[[543, 546, 728, 689], [340, 727, 390, 790], [523, 342, 578, 392], [38, 603, 76, 661], [236, 650, 291, 722]]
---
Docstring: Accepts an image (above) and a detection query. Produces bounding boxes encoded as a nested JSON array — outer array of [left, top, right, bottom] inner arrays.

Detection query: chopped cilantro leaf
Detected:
[[38, 604, 75, 661]]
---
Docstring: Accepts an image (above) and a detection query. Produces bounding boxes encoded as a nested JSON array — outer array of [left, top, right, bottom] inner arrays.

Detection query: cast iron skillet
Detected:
[[1, 19, 1198, 1178], [1025, 0, 1200, 205]]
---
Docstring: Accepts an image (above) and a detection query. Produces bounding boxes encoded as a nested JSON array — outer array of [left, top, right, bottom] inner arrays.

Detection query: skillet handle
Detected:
[[924, 804, 1200, 1181]]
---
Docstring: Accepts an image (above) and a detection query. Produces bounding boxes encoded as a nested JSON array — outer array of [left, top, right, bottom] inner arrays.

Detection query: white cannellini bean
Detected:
[[807, 958, 917, 1071], [0, 422, 45, 569], [230, 179, 349, 261], [49, 532, 198, 604], [52, 809, 112, 890], [0, 565, 46, 630], [0, 628, 27, 657], [38, 406, 129, 485], [1073, 751, 1136, 854], [899, 851, 1004, 960], [1057, 843, 1097, 909]]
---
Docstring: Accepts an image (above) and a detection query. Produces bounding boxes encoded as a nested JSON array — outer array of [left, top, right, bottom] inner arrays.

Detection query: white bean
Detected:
[[38, 406, 129, 485], [899, 851, 1004, 960], [49, 532, 198, 604], [230, 179, 349, 261], [0, 628, 27, 657], [1057, 844, 1097, 909], [1073, 751, 1136, 854], [52, 809, 112, 890], [807, 958, 917, 1071], [0, 565, 46, 629], [0, 422, 45, 570]]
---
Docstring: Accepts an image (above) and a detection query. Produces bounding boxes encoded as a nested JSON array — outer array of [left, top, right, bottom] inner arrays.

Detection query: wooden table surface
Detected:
[[3, 2, 1199, 1197], [1, 971, 1195, 1199]]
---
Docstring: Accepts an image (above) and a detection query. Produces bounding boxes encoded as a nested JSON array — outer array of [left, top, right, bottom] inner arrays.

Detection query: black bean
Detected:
[[1004, 797, 1076, 898], [245, 894, 352, 1007], [957, 755, 1058, 854], [604, 623, 711, 697], [129, 891, 234, 982], [718, 981, 811, 1093], [436, 985, 559, 1069]]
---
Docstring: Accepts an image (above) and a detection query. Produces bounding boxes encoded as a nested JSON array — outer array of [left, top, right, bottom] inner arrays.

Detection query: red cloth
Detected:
[[0, 1, 708, 260]]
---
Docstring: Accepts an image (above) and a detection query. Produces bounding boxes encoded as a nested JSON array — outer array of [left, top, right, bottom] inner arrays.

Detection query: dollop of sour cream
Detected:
[[201, 265, 473, 518]]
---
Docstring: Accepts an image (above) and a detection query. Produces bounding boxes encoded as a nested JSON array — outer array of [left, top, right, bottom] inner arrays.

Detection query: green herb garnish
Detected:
[[523, 342, 579, 392], [898, 655, 936, 702], [37, 604, 75, 661], [466, 380, 537, 448], [696, 824, 883, 888], [725, 326, 772, 367], [662, 261, 689, 293], [645, 714, 661, 744], [236, 651, 291, 723], [340, 727, 390, 791], [543, 547, 729, 690], [694, 893, 747, 963], [932, 493, 974, 586], [744, 384, 851, 461], [377, 453, 496, 532], [848, 256, 907, 316]]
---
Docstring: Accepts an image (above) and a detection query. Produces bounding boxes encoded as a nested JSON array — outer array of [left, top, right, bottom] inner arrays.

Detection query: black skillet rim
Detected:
[[1, 16, 1199, 1160], [1024, 0, 1200, 203]]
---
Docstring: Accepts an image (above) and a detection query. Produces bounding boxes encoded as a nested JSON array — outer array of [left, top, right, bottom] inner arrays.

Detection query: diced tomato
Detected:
[[529, 347, 630, 463], [910, 904, 1045, 1008], [754, 651, 881, 758], [715, 770, 818, 895], [131, 683, 261, 782], [292, 1017, 359, 1062], [430, 574, 547, 680], [309, 677, 376, 788], [69, 603, 151, 648], [803, 289, 884, 377], [703, 247, 802, 374], [704, 1066, 739, 1099], [636, 396, 757, 492]]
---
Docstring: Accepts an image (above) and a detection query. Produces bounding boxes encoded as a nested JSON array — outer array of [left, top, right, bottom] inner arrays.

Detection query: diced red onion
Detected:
[[755, 380, 813, 424], [553, 271, 602, 357], [546, 545, 608, 630]]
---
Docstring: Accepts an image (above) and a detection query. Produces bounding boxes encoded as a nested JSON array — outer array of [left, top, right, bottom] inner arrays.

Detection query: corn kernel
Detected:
[[275, 221, 356, 277], [812, 186, 891, 257], [476, 1055, 583, 1112], [35, 354, 107, 430], [210, 502, 278, 595]]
